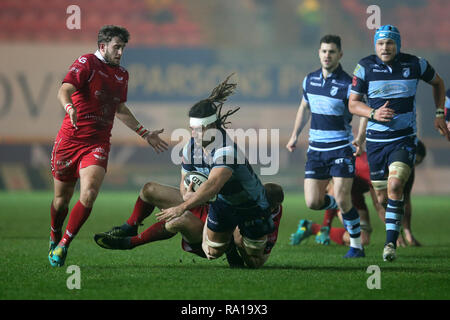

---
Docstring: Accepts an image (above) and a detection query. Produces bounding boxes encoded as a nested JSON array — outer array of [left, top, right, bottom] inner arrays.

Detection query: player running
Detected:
[[93, 181, 283, 269], [349, 24, 449, 261], [291, 140, 426, 248], [286, 35, 364, 258], [48, 25, 168, 267]]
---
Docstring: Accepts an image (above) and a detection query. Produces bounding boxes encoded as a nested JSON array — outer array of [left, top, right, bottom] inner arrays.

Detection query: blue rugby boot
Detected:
[[48, 237, 58, 255], [344, 247, 365, 258], [290, 219, 313, 245], [49, 245, 68, 267], [315, 226, 330, 245]]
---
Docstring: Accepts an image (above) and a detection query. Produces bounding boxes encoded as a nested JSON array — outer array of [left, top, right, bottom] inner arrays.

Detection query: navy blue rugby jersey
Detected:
[[181, 128, 269, 210], [302, 64, 353, 151]]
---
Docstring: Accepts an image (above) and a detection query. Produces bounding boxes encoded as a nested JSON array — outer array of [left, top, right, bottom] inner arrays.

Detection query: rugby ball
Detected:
[[183, 171, 216, 202]]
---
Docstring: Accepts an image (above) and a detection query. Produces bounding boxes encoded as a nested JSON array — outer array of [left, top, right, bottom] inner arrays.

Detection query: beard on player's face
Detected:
[[103, 48, 120, 66], [100, 38, 124, 66]]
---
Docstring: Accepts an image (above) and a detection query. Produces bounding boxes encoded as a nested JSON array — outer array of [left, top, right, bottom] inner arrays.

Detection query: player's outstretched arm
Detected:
[[428, 73, 450, 141], [156, 167, 232, 222], [286, 98, 311, 152], [115, 103, 169, 152]]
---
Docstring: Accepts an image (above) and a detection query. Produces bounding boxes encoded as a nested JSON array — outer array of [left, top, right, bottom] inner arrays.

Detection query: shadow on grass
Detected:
[[81, 262, 450, 274]]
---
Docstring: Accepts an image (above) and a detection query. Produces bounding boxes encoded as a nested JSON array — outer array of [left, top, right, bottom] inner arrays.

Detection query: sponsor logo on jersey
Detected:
[[93, 154, 106, 160], [373, 69, 389, 73], [331, 79, 347, 87], [93, 147, 106, 154], [372, 83, 409, 96]]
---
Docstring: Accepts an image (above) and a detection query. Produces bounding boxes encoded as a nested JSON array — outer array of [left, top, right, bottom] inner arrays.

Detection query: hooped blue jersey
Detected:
[[181, 129, 269, 210], [351, 53, 436, 142], [302, 64, 353, 151]]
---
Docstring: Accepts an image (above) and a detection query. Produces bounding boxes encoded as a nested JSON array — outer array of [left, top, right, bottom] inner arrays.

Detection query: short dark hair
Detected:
[[264, 183, 284, 207], [97, 25, 130, 47], [319, 34, 342, 51]]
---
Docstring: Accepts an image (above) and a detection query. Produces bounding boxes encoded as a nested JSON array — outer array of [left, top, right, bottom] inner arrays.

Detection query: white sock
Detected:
[[350, 236, 362, 250]]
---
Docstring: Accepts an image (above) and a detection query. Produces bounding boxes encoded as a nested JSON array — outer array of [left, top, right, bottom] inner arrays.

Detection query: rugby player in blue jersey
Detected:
[[349, 25, 449, 261], [287, 35, 365, 258], [155, 75, 275, 262]]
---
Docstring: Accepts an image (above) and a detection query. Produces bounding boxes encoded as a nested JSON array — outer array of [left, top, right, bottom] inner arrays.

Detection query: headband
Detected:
[[189, 114, 217, 127]]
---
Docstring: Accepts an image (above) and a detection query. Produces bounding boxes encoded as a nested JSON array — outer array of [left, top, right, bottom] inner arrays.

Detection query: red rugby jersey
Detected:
[[355, 151, 371, 185], [58, 51, 129, 143], [265, 204, 283, 254]]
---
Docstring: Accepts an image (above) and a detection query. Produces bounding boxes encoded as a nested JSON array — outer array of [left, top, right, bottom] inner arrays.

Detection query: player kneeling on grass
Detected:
[[95, 75, 282, 268]]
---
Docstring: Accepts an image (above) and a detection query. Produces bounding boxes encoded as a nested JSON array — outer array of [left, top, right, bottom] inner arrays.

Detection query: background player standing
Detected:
[[48, 25, 168, 267]]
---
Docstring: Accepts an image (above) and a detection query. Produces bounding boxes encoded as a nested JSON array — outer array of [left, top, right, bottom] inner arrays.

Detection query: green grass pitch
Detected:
[[1, 191, 449, 300]]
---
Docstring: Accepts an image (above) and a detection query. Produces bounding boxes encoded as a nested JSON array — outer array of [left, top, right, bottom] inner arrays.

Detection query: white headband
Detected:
[[190, 114, 217, 127]]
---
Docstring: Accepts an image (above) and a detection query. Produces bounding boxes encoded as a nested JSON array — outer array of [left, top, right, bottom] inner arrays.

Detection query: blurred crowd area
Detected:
[[0, 0, 449, 51]]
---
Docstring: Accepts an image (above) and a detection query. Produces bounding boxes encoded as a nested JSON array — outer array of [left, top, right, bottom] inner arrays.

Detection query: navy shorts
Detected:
[[305, 146, 355, 179], [206, 199, 274, 240], [366, 136, 416, 181]]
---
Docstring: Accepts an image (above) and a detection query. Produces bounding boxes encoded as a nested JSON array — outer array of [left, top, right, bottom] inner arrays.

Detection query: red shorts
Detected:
[[51, 133, 110, 182], [181, 204, 209, 253], [351, 176, 371, 211]]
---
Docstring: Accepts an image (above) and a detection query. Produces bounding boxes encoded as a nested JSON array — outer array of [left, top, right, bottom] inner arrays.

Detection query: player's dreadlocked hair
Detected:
[[189, 73, 240, 128]]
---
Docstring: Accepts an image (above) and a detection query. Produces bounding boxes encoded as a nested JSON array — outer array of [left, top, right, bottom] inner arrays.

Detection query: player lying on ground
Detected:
[[94, 181, 283, 269], [95, 74, 281, 268]]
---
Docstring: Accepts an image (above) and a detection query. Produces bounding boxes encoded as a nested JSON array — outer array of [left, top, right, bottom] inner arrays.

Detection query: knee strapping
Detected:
[[242, 236, 267, 255], [388, 161, 411, 184], [202, 234, 228, 260], [371, 180, 388, 190]]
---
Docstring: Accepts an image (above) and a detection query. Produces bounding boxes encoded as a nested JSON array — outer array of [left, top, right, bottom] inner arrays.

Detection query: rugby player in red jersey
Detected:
[[48, 25, 168, 267], [93, 182, 284, 269]]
